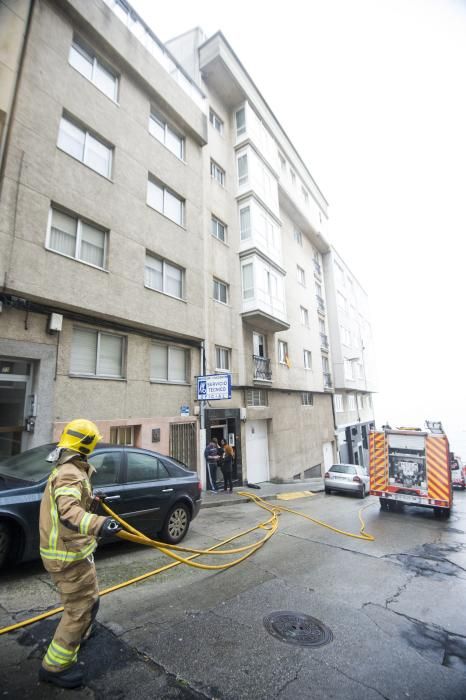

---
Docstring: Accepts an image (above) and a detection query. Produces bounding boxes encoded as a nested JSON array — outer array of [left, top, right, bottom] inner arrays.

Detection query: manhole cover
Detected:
[[263, 611, 333, 647]]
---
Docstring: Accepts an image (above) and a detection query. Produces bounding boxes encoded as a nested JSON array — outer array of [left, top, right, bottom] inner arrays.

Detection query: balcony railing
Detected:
[[316, 295, 325, 313], [253, 355, 272, 381], [313, 260, 322, 276], [320, 333, 329, 350], [323, 372, 332, 389]]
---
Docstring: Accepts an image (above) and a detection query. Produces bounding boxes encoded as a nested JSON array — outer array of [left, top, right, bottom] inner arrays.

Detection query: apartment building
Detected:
[[0, 0, 343, 484], [0, 0, 206, 466], [323, 248, 376, 468]]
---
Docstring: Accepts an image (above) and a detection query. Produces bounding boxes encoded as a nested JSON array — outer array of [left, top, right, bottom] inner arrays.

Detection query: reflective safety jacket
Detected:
[[39, 451, 107, 572]]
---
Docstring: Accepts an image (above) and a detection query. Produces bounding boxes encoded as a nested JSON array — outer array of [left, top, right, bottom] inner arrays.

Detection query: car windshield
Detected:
[[0, 443, 56, 482], [330, 465, 356, 475]]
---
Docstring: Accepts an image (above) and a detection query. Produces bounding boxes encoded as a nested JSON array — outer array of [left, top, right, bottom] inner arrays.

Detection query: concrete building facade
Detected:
[[323, 247, 376, 468], [0, 0, 374, 486]]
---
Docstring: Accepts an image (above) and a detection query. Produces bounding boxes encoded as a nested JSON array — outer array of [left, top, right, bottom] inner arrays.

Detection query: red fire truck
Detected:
[[369, 421, 453, 518]]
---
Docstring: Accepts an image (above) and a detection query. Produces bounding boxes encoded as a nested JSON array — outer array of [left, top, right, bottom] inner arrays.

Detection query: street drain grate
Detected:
[[263, 611, 333, 647]]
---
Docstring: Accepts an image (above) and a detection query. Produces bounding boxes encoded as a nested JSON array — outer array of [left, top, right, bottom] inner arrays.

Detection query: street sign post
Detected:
[[196, 374, 232, 401]]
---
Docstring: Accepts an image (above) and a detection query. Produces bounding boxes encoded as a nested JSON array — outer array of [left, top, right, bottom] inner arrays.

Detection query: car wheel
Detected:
[[359, 484, 366, 498], [160, 503, 190, 544], [0, 522, 11, 568], [324, 487, 331, 494]]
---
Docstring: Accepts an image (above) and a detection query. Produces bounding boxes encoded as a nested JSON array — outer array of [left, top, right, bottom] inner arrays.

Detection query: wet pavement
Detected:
[[1, 487, 466, 699]]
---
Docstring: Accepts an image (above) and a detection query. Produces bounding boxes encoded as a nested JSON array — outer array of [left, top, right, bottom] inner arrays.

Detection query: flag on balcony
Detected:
[[284, 353, 292, 368]]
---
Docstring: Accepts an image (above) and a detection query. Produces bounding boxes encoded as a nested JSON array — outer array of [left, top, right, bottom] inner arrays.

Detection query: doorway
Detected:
[[0, 358, 32, 459], [245, 419, 269, 483]]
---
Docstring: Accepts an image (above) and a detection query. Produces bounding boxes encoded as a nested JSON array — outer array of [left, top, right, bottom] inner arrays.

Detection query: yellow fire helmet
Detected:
[[57, 418, 103, 456]]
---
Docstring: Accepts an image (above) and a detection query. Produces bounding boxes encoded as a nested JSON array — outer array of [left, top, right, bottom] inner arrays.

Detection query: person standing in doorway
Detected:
[[38, 419, 121, 689], [221, 439, 234, 492], [204, 438, 220, 492]]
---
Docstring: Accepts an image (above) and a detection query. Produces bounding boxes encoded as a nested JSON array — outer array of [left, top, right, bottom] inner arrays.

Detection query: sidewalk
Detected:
[[201, 478, 324, 508]]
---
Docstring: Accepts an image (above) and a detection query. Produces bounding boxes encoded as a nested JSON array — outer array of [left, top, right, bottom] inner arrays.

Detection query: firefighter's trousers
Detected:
[[42, 557, 99, 672]]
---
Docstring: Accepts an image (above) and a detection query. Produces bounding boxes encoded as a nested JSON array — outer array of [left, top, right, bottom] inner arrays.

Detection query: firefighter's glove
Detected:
[[99, 517, 122, 539]]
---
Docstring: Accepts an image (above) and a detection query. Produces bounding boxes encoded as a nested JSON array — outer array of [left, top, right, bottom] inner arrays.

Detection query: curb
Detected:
[[201, 489, 324, 509]]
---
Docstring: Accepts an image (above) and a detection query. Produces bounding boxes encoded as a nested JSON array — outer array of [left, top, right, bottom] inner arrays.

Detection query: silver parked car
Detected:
[[324, 464, 369, 498]]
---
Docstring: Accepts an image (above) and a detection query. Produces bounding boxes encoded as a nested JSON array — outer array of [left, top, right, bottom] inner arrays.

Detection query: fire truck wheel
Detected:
[[325, 487, 331, 494], [434, 507, 450, 519], [379, 498, 389, 511]]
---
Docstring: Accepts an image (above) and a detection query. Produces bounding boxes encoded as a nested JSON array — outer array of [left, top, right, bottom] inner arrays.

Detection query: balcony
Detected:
[[320, 333, 329, 350], [253, 356, 272, 382], [323, 373, 332, 389], [316, 295, 325, 314]]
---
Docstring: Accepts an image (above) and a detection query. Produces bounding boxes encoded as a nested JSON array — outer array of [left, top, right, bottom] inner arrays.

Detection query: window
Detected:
[[334, 394, 343, 412], [294, 229, 303, 246], [151, 343, 188, 383], [237, 153, 248, 186], [127, 452, 170, 483], [301, 392, 313, 406], [211, 215, 226, 242], [89, 451, 120, 486], [69, 38, 118, 101], [240, 206, 251, 240], [303, 349, 312, 369], [246, 389, 267, 406], [215, 346, 231, 371], [297, 265, 306, 286], [322, 355, 330, 373], [210, 160, 225, 186], [213, 278, 228, 304], [236, 106, 246, 136], [357, 394, 363, 409], [319, 318, 326, 334], [209, 108, 223, 134], [300, 306, 309, 327], [70, 327, 124, 378], [48, 208, 107, 268], [302, 187, 309, 206], [147, 176, 184, 225], [348, 394, 356, 411], [278, 340, 288, 364], [290, 169, 296, 187], [145, 252, 183, 299], [57, 116, 112, 178], [110, 426, 134, 446], [242, 263, 254, 299], [149, 111, 184, 159]]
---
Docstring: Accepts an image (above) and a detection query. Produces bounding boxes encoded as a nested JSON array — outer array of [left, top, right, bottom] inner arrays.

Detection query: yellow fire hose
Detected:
[[0, 491, 374, 636]]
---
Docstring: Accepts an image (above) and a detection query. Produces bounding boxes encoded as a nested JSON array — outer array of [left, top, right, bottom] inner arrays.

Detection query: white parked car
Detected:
[[324, 464, 369, 498]]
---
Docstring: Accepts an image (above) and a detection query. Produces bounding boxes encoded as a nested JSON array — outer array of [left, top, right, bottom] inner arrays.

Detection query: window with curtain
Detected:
[[213, 278, 228, 304], [70, 327, 124, 378], [237, 153, 248, 186], [236, 107, 246, 136], [211, 216, 226, 242], [242, 263, 254, 299], [149, 110, 184, 160], [144, 252, 183, 299], [69, 38, 119, 101], [215, 346, 231, 371], [239, 206, 251, 240], [150, 344, 188, 383], [57, 115, 113, 178], [48, 208, 106, 268], [147, 177, 184, 225]]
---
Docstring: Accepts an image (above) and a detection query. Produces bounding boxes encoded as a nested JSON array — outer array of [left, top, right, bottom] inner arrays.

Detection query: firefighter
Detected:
[[38, 418, 121, 689]]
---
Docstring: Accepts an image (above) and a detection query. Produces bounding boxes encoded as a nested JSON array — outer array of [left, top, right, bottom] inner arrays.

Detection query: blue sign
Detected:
[[196, 374, 232, 401], [180, 405, 190, 416]]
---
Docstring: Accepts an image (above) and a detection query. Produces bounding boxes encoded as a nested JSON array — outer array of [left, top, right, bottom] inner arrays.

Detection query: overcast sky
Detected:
[[130, 0, 466, 456]]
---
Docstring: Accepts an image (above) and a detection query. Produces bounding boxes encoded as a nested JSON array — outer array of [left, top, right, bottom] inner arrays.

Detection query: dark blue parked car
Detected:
[[0, 443, 202, 568]]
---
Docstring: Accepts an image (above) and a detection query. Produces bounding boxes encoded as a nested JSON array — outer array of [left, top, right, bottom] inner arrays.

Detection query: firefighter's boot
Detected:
[[39, 664, 83, 689]]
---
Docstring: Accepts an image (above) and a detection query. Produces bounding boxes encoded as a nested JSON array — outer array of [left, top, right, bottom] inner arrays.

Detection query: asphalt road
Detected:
[[1, 489, 466, 699]]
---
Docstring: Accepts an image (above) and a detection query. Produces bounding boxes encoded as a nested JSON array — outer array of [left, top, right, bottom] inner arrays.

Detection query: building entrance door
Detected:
[[245, 420, 269, 483], [323, 441, 334, 474], [0, 359, 32, 459]]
